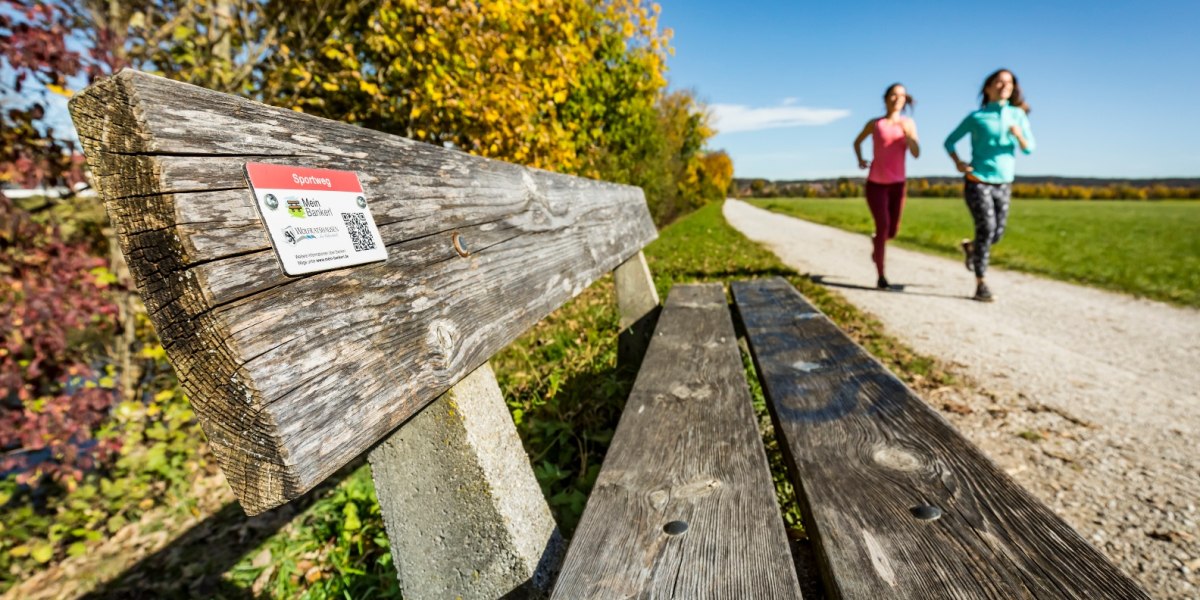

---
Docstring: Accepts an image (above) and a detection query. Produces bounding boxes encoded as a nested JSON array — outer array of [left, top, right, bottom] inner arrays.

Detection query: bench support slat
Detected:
[[732, 277, 1149, 599], [553, 283, 804, 599], [369, 362, 563, 599], [614, 250, 660, 369]]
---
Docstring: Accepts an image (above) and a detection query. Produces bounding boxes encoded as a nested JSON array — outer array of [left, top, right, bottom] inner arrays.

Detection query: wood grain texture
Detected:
[[68, 69, 657, 514], [552, 283, 803, 599], [731, 278, 1149, 600]]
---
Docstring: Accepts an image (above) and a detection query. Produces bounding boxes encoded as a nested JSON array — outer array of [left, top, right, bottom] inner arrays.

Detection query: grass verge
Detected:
[[751, 197, 1200, 308]]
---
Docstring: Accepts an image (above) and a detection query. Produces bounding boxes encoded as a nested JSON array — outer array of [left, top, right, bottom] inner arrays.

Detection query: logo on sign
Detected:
[[282, 224, 339, 245], [286, 199, 305, 218], [285, 197, 334, 218]]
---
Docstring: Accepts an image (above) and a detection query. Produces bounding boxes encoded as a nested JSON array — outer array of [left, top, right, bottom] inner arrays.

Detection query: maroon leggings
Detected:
[[865, 181, 907, 276]]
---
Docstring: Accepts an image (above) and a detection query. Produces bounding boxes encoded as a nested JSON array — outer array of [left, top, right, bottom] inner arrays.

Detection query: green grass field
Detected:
[[750, 197, 1200, 308]]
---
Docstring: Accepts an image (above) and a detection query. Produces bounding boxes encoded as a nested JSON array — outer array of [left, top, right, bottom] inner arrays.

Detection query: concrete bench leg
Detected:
[[615, 250, 660, 369], [369, 362, 563, 599]]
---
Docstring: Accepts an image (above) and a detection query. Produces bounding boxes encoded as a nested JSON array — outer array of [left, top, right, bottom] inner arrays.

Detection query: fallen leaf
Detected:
[[1148, 530, 1194, 543], [304, 565, 323, 584], [941, 401, 973, 415], [32, 543, 54, 563], [252, 547, 272, 568], [1041, 448, 1075, 463], [253, 564, 276, 595]]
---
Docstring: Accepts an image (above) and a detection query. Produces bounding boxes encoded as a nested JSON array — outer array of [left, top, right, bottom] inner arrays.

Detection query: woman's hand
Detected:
[[955, 160, 973, 174], [1008, 125, 1028, 150], [858, 158, 870, 170], [903, 119, 920, 157]]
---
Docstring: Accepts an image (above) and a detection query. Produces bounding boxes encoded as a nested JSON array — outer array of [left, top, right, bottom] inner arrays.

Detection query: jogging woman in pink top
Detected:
[[853, 83, 921, 289]]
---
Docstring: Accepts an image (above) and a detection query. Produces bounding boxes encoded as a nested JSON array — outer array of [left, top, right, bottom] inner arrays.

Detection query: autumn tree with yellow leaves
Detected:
[[99, 0, 729, 223]]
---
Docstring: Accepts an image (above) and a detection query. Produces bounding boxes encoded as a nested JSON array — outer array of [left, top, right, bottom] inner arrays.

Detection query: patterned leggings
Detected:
[[964, 179, 1011, 277]]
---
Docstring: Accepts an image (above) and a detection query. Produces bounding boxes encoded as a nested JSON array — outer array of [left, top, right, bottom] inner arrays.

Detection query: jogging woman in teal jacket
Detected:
[[944, 68, 1035, 302]]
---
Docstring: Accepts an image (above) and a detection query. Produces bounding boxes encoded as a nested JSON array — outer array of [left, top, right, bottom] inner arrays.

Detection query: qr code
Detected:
[[342, 212, 376, 252]]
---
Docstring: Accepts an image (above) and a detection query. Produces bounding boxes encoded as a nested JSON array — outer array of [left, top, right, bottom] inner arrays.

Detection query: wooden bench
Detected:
[[71, 70, 1149, 599]]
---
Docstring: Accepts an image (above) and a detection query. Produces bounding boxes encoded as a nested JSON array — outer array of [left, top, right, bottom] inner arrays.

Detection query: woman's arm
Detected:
[[948, 151, 972, 174], [903, 118, 921, 158], [944, 115, 972, 172], [853, 119, 874, 169], [1008, 109, 1036, 154]]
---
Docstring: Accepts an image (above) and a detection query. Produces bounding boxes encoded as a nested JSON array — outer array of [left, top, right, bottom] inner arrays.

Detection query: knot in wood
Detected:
[[648, 489, 669, 511], [521, 169, 567, 220], [872, 444, 924, 472], [425, 319, 458, 369], [675, 477, 721, 498], [790, 360, 823, 373], [668, 382, 712, 401]]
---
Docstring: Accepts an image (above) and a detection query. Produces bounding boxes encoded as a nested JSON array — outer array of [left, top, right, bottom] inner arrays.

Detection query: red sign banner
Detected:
[[245, 162, 364, 193]]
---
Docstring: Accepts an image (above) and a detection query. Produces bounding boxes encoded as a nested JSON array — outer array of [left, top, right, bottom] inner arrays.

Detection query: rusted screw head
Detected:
[[451, 232, 470, 257]]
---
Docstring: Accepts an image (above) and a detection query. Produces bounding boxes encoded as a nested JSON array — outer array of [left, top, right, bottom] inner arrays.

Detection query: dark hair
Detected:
[[980, 69, 1030, 113], [884, 83, 915, 112]]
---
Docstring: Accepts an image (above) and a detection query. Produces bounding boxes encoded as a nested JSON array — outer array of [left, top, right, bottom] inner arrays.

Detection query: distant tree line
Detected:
[[737, 177, 1200, 200]]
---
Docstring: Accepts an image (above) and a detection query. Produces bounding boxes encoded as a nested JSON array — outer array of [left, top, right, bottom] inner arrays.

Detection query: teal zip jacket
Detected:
[[943, 100, 1035, 184]]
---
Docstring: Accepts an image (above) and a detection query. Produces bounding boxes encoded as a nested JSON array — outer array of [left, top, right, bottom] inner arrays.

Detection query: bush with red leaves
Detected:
[[1, 195, 121, 486]]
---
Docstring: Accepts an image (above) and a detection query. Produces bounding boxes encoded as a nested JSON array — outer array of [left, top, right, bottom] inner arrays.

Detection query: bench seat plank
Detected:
[[69, 70, 657, 515], [731, 278, 1148, 599], [553, 283, 803, 599]]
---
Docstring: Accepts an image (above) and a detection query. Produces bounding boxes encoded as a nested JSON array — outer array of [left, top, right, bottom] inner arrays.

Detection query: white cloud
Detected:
[[711, 102, 850, 134]]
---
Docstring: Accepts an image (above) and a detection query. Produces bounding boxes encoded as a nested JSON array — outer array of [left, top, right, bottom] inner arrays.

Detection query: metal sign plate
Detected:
[[245, 162, 388, 276]]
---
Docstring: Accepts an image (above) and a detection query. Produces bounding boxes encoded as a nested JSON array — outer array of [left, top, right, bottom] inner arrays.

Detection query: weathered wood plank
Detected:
[[552, 283, 803, 599], [731, 277, 1149, 599], [68, 69, 657, 514]]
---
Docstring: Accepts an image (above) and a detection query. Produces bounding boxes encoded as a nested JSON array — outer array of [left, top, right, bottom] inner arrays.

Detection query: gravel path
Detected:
[[725, 198, 1200, 598]]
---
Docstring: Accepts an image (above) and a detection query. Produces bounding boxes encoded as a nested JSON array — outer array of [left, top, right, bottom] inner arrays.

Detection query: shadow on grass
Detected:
[[81, 461, 360, 599], [92, 362, 637, 597], [509, 354, 640, 539]]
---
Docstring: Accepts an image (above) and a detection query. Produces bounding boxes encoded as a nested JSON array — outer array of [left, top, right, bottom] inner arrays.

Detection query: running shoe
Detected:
[[877, 276, 890, 290], [973, 282, 994, 302], [960, 239, 974, 272]]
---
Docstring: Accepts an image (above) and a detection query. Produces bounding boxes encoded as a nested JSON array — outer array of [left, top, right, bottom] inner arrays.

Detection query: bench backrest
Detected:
[[70, 69, 657, 515]]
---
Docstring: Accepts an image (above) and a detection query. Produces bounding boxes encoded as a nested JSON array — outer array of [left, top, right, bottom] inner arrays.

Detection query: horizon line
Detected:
[[733, 174, 1200, 182]]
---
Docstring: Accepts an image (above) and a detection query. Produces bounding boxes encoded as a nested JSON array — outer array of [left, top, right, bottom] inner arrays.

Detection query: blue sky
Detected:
[[657, 0, 1200, 180], [19, 2, 1200, 182]]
